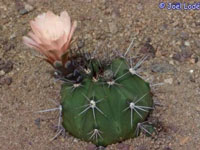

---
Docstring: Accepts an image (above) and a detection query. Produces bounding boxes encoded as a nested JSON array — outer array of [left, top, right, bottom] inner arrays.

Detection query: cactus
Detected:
[[23, 10, 154, 147], [59, 56, 153, 146]]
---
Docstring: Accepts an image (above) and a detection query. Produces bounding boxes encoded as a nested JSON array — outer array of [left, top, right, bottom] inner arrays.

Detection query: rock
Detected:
[[194, 56, 198, 63], [172, 53, 182, 62], [0, 25, 3, 31], [184, 41, 190, 46], [108, 22, 118, 34], [195, 20, 200, 26], [24, 3, 34, 12], [27, 0, 36, 5], [15, 0, 24, 11], [172, 48, 192, 62], [19, 3, 34, 15], [86, 144, 96, 150], [137, 3, 143, 10], [73, 138, 78, 143], [195, 106, 200, 113], [137, 145, 148, 150], [117, 143, 130, 150], [151, 63, 176, 73], [0, 61, 13, 73], [0, 70, 5, 76], [0, 59, 5, 70], [195, 39, 200, 48], [112, 7, 120, 18], [169, 29, 177, 36], [0, 77, 12, 85], [189, 57, 198, 64], [96, 146, 105, 150], [189, 76, 195, 83], [181, 48, 192, 58], [140, 42, 156, 57], [79, 0, 92, 2], [9, 33, 16, 39], [2, 60, 13, 73], [77, 40, 85, 49], [159, 23, 168, 31], [19, 8, 29, 15], [34, 118, 40, 128], [3, 43, 15, 51], [180, 32, 189, 40], [179, 136, 189, 145], [189, 69, 194, 74], [164, 78, 173, 84], [197, 61, 200, 67]]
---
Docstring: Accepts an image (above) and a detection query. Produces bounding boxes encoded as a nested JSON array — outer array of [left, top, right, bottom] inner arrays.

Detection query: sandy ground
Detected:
[[0, 0, 200, 150]]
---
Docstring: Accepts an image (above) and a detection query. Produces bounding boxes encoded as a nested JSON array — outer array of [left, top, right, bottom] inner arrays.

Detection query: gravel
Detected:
[[1, 0, 200, 150]]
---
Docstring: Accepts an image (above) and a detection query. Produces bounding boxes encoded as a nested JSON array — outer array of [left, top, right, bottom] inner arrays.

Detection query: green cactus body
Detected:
[[61, 58, 153, 146]]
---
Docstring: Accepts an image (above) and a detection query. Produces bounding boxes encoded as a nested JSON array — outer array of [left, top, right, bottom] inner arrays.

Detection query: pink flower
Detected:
[[23, 11, 77, 64]]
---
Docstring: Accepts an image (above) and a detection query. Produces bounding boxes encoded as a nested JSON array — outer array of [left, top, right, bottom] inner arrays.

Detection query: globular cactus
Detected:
[[59, 56, 153, 146], [23, 10, 154, 147]]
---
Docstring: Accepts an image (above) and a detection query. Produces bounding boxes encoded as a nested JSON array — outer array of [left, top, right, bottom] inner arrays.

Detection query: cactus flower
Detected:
[[23, 11, 77, 64]]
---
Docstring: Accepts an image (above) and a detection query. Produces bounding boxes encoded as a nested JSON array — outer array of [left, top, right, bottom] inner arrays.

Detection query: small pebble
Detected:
[[77, 40, 85, 49], [160, 23, 168, 31], [96, 146, 105, 150], [195, 106, 200, 112], [19, 3, 34, 15], [79, 0, 92, 2], [3, 61, 13, 73], [137, 145, 148, 150], [4, 43, 15, 51], [0, 77, 12, 85], [9, 33, 16, 39], [180, 32, 189, 40], [172, 49, 192, 62], [184, 41, 190, 46], [19, 8, 29, 15], [34, 118, 40, 128], [179, 136, 189, 145], [117, 143, 130, 150], [86, 144, 96, 150], [108, 22, 118, 34], [151, 63, 176, 73], [137, 3, 143, 10], [24, 3, 34, 12], [164, 78, 173, 84], [189, 70, 194, 74], [27, 0, 36, 5], [197, 61, 200, 67], [0, 70, 5, 76], [140, 42, 156, 57], [73, 138, 78, 143], [195, 39, 200, 48]]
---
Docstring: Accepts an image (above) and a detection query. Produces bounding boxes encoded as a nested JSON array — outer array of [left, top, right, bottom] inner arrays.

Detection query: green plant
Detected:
[[23, 10, 154, 147], [57, 54, 153, 146]]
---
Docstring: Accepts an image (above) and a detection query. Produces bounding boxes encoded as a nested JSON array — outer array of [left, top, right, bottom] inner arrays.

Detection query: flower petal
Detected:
[[23, 36, 40, 49], [28, 32, 42, 44], [23, 36, 56, 62], [23, 11, 77, 65], [61, 21, 77, 53], [30, 21, 44, 40], [60, 11, 71, 35]]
